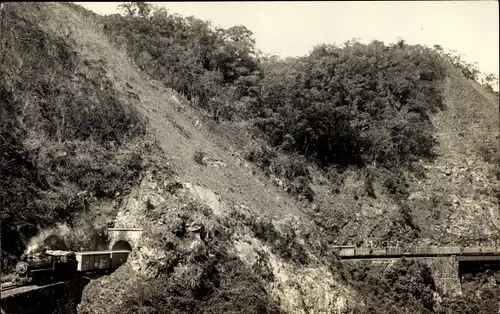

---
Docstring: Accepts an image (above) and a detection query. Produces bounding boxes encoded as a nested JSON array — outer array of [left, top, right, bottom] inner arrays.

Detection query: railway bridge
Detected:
[[334, 246, 500, 296]]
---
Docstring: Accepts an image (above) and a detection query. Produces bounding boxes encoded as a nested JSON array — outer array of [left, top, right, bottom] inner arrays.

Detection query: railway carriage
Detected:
[[444, 247, 461, 255], [74, 250, 129, 272], [387, 247, 401, 256], [339, 247, 355, 257], [429, 247, 441, 255], [355, 248, 372, 256]]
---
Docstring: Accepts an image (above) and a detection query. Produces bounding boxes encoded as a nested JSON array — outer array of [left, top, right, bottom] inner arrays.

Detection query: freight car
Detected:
[[11, 249, 130, 286], [74, 250, 129, 272]]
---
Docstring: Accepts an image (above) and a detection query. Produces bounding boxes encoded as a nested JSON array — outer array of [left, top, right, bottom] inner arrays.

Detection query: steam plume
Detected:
[[24, 223, 72, 254]]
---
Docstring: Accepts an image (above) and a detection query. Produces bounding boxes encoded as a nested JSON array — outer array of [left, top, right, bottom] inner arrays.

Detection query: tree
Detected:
[[212, 25, 259, 83], [118, 2, 153, 18], [481, 73, 499, 94]]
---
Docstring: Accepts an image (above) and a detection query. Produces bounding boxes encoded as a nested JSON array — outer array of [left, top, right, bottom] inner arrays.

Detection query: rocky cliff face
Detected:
[[78, 168, 360, 313], [407, 70, 500, 246]]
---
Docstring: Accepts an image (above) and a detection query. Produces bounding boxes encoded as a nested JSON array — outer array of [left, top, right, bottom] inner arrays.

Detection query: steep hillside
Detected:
[[1, 3, 359, 313], [306, 67, 500, 247], [38, 3, 306, 222], [2, 2, 499, 314], [0, 2, 153, 268]]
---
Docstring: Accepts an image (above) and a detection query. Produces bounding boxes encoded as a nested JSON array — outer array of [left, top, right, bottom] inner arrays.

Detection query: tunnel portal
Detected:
[[107, 228, 142, 251], [111, 240, 132, 251]]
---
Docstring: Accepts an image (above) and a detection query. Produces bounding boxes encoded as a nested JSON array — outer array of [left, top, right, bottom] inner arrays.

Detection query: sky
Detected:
[[75, 1, 499, 80]]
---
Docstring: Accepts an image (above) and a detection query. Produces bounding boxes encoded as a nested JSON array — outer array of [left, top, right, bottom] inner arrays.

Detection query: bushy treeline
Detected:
[[0, 3, 149, 270], [106, 3, 498, 172], [256, 41, 447, 169], [433, 44, 499, 96], [103, 3, 261, 121]]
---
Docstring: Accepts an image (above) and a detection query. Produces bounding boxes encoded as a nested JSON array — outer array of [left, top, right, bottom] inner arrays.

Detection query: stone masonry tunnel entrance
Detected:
[[108, 228, 143, 251]]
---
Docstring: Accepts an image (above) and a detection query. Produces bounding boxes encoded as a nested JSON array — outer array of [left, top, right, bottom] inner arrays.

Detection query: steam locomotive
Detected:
[[11, 249, 130, 286]]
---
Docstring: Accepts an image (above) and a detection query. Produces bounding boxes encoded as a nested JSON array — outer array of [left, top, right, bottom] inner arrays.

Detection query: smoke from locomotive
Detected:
[[25, 223, 71, 255]]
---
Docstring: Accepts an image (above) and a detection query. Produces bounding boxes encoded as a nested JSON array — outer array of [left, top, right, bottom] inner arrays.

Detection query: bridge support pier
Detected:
[[427, 256, 462, 297]]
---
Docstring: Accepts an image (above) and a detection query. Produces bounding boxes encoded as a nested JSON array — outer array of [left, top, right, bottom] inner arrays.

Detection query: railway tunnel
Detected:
[[111, 240, 133, 251], [107, 228, 143, 251]]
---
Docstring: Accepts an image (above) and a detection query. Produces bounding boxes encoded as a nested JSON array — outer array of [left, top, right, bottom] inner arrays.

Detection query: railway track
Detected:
[[0, 281, 68, 299], [334, 246, 500, 259], [0, 282, 18, 292], [0, 283, 25, 300]]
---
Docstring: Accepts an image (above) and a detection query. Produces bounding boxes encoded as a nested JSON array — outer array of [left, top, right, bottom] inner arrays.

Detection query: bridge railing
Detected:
[[334, 246, 500, 258]]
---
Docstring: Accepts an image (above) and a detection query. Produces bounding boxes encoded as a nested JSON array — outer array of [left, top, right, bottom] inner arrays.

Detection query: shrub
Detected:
[[194, 151, 206, 165]]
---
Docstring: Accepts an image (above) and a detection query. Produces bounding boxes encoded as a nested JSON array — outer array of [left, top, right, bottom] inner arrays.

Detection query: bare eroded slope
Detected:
[[27, 3, 307, 223]]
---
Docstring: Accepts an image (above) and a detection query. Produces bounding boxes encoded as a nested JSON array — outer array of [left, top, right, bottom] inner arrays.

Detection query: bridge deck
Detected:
[[457, 255, 500, 262], [335, 246, 500, 261], [342, 256, 500, 262]]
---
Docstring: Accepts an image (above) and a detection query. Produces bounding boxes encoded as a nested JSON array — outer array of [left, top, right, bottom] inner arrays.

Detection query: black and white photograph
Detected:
[[0, 1, 499, 313]]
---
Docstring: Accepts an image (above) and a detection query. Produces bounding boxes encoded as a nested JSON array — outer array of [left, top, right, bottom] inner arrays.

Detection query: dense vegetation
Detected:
[[257, 41, 448, 167], [345, 259, 437, 313], [104, 3, 261, 121], [439, 267, 500, 314], [344, 260, 500, 314]]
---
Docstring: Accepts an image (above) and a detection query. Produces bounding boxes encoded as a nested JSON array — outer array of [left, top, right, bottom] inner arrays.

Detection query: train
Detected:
[[9, 249, 130, 286], [334, 246, 500, 258]]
